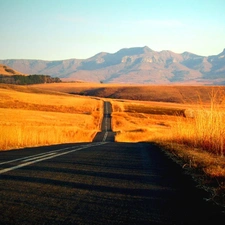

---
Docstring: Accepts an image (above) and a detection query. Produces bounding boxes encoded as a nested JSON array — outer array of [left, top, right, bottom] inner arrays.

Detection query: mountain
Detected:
[[1, 47, 225, 84]]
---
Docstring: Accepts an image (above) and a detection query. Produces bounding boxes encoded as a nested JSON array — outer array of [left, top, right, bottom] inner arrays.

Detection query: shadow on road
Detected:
[[0, 142, 224, 225]]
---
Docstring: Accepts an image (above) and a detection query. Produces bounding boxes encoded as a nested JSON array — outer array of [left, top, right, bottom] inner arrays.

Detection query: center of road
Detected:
[[92, 101, 115, 142], [0, 142, 106, 175]]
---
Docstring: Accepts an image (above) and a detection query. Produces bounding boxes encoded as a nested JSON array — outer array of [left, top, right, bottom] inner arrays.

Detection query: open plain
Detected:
[[0, 82, 225, 223]]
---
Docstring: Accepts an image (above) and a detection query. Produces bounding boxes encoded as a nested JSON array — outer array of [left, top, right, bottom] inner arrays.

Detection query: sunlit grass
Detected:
[[1, 83, 224, 206], [110, 98, 225, 205], [0, 85, 103, 150], [112, 111, 174, 142], [169, 108, 225, 157], [110, 91, 225, 157], [111, 100, 183, 143], [167, 89, 225, 157]]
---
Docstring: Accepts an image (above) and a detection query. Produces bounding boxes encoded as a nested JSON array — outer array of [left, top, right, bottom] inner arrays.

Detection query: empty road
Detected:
[[0, 101, 224, 225], [93, 101, 115, 142]]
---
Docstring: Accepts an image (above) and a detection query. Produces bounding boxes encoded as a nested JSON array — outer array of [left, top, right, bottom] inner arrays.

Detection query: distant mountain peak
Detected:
[[90, 52, 108, 59], [209, 48, 225, 60], [218, 48, 225, 56], [116, 46, 153, 56], [143, 46, 154, 53], [181, 51, 203, 60], [1, 47, 225, 85]]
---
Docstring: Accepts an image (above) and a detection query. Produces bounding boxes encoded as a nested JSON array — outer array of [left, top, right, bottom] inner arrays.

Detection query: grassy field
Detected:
[[109, 97, 225, 207], [110, 100, 184, 142], [0, 84, 103, 150], [32, 82, 225, 103], [1, 82, 224, 207]]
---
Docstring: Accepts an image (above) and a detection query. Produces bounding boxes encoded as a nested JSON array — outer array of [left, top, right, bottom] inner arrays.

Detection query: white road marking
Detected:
[[105, 117, 108, 131], [22, 152, 58, 162], [102, 132, 108, 142], [0, 142, 106, 175], [0, 102, 112, 174], [0, 146, 76, 166]]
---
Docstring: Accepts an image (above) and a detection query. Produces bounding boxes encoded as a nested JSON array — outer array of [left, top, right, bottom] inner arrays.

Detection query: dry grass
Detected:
[[163, 89, 225, 156], [0, 84, 103, 150], [0, 64, 25, 75], [168, 108, 225, 156], [111, 100, 183, 143], [110, 90, 225, 155], [32, 82, 225, 104], [110, 97, 225, 207], [2, 83, 224, 206]]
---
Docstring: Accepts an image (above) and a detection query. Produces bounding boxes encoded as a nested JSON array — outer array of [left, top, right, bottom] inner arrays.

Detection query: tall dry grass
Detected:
[[111, 90, 225, 157], [168, 90, 225, 157], [0, 85, 103, 150], [0, 125, 96, 150]]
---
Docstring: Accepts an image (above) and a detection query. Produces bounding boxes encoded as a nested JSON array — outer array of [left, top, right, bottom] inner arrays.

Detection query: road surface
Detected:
[[92, 101, 115, 142], [0, 101, 224, 225]]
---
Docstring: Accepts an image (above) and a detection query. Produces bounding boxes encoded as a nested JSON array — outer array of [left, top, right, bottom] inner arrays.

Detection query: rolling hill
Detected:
[[0, 64, 61, 85], [1, 46, 225, 84], [0, 64, 26, 76]]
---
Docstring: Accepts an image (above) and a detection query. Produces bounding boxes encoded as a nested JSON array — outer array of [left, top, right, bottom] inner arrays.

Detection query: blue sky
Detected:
[[0, 0, 225, 60]]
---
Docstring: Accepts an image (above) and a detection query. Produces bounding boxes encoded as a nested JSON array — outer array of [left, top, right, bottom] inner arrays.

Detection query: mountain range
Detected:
[[1, 46, 225, 84]]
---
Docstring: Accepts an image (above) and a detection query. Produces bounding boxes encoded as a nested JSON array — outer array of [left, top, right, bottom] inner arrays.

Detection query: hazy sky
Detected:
[[1, 0, 225, 60]]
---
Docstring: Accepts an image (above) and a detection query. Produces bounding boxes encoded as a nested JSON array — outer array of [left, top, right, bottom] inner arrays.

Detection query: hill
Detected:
[[0, 64, 26, 76], [0, 64, 61, 85], [31, 82, 225, 105], [1, 47, 225, 84]]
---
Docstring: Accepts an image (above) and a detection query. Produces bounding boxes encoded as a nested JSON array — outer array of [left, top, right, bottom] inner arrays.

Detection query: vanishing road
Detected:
[[0, 101, 224, 225]]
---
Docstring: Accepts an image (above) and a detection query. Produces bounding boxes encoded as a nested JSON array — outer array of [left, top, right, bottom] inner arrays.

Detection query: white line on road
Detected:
[[0, 146, 76, 166], [0, 142, 106, 175], [102, 132, 108, 142], [22, 152, 58, 162], [105, 117, 108, 131]]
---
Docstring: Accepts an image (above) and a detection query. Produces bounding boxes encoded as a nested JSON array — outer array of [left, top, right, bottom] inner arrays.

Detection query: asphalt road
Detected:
[[0, 102, 224, 225], [93, 101, 115, 142]]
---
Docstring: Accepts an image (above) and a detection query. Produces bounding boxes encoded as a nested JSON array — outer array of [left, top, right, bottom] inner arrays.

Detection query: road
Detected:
[[92, 101, 115, 142], [0, 102, 224, 225]]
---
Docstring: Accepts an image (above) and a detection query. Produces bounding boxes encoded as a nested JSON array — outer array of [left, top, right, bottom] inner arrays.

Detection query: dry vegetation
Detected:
[[0, 64, 25, 75], [109, 93, 225, 207], [1, 82, 225, 207], [110, 90, 225, 156], [0, 84, 103, 150], [111, 100, 182, 142], [32, 82, 225, 103]]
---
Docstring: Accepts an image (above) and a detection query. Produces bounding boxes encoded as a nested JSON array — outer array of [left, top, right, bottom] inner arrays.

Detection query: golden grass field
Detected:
[[0, 82, 224, 206], [0, 84, 103, 150]]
